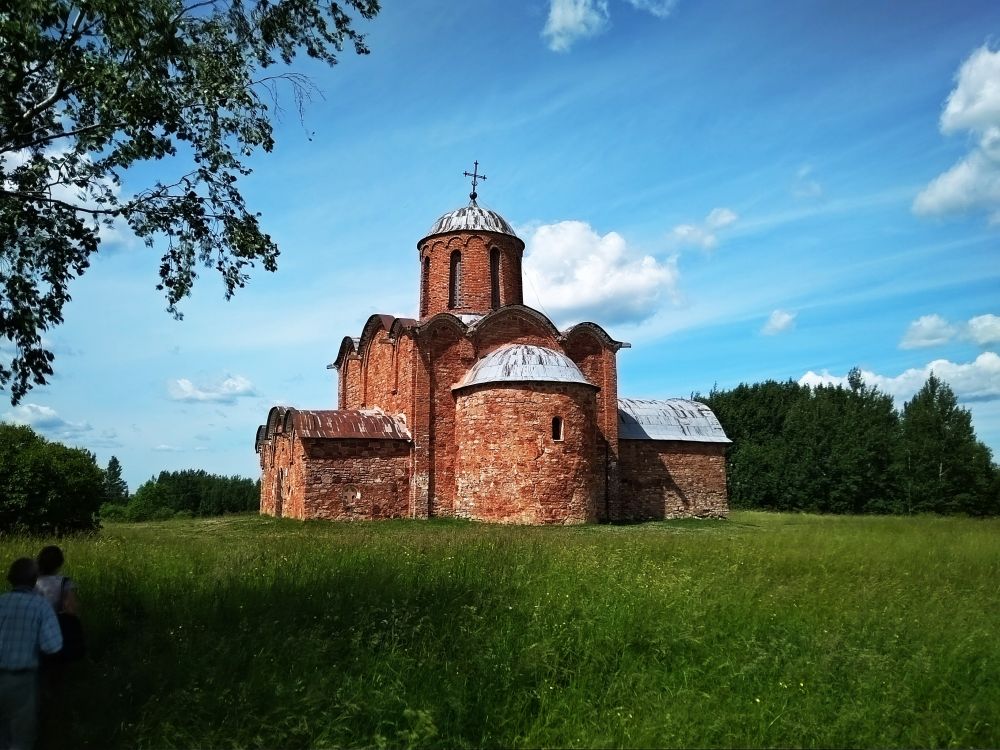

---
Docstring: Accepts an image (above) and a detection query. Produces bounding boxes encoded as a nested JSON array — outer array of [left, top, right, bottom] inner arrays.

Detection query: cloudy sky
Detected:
[[5, 0, 1000, 489]]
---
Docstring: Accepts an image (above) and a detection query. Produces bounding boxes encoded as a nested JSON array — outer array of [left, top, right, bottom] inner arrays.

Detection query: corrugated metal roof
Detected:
[[423, 203, 518, 240], [618, 398, 730, 443], [453, 344, 596, 391], [289, 409, 411, 440]]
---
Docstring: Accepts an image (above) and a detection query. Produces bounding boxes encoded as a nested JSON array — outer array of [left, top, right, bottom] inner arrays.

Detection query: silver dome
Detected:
[[424, 203, 518, 239], [453, 344, 595, 391]]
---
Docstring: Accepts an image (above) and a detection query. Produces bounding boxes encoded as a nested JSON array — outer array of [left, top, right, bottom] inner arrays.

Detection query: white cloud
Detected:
[[968, 314, 1000, 345], [167, 375, 256, 403], [792, 165, 823, 199], [3, 403, 92, 440], [523, 220, 679, 326], [900, 314, 958, 349], [761, 309, 796, 336], [799, 352, 1000, 404], [914, 45, 1000, 223], [624, 0, 677, 18], [671, 207, 739, 251], [543, 0, 609, 52], [542, 0, 677, 51], [941, 46, 1000, 134], [897, 312, 1000, 349], [153, 444, 183, 452]]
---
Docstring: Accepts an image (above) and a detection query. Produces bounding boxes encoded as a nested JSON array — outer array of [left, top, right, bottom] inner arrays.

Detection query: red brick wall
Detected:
[[341, 356, 362, 410], [454, 382, 603, 524], [424, 322, 476, 517], [563, 331, 621, 521], [298, 439, 411, 520], [419, 232, 524, 319], [360, 329, 416, 420], [260, 428, 297, 517], [619, 440, 729, 520]]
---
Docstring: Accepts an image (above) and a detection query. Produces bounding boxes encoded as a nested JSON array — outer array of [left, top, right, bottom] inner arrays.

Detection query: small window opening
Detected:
[[448, 250, 462, 309], [552, 416, 564, 442], [490, 247, 501, 309]]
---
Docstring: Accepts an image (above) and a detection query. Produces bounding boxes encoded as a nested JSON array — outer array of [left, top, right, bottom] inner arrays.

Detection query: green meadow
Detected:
[[6, 511, 997, 749]]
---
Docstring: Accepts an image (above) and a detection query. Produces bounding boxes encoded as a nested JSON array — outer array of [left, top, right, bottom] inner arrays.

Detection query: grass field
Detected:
[[3, 511, 997, 749]]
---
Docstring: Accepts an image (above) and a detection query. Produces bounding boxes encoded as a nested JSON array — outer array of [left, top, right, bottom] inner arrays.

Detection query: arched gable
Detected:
[[332, 337, 359, 372], [467, 305, 561, 354], [254, 424, 267, 453], [389, 318, 419, 339], [416, 311, 470, 339], [357, 314, 398, 360], [265, 406, 289, 440], [560, 322, 630, 352]]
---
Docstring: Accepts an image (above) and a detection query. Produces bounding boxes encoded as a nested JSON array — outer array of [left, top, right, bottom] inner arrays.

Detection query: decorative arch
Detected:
[[416, 311, 470, 337], [332, 336, 359, 371], [265, 406, 289, 440], [560, 321, 630, 352], [468, 304, 562, 344], [254, 424, 267, 453], [357, 314, 398, 361]]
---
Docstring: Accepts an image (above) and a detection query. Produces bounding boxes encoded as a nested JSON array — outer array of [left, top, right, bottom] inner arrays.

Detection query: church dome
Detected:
[[423, 203, 518, 240], [453, 344, 595, 391]]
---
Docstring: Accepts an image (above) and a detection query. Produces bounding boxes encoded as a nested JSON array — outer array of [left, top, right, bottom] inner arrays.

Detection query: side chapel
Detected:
[[256, 170, 731, 524]]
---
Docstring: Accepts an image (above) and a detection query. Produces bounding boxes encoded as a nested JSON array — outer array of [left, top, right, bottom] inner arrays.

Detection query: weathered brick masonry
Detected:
[[619, 440, 728, 519], [256, 196, 731, 523]]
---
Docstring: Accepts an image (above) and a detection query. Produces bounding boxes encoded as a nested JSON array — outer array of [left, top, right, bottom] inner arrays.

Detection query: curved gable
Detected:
[[332, 337, 359, 372], [357, 314, 398, 359], [265, 406, 288, 440], [561, 322, 630, 352], [467, 305, 562, 353]]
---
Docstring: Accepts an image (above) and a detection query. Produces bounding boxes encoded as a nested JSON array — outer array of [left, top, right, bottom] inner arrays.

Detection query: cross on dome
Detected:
[[463, 161, 487, 204]]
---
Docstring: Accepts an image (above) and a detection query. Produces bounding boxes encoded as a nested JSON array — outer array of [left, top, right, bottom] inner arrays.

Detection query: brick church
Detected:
[[256, 173, 731, 524]]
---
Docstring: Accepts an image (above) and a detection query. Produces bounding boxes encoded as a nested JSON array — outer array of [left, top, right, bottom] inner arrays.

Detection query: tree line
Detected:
[[0, 423, 259, 533], [698, 370, 999, 516], [102, 469, 260, 522]]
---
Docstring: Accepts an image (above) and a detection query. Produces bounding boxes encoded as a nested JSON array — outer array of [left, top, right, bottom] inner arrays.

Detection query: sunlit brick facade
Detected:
[[256, 198, 730, 523]]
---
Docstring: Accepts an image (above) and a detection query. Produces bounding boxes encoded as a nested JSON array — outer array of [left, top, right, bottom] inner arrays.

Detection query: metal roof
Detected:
[[422, 203, 518, 240], [617, 398, 731, 443], [288, 409, 411, 441], [453, 344, 596, 391]]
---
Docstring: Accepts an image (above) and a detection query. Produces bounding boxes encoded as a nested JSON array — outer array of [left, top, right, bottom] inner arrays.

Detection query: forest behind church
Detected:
[[698, 370, 999, 517]]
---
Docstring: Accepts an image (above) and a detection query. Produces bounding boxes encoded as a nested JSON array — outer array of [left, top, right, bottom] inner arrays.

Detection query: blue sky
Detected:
[[6, 0, 1000, 490]]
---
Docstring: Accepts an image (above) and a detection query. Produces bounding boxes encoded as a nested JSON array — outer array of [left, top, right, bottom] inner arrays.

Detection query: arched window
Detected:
[[448, 250, 462, 309], [490, 247, 501, 309], [552, 416, 564, 442], [420, 255, 430, 317]]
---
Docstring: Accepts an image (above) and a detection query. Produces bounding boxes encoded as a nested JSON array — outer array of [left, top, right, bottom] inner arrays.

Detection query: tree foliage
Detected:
[[0, 0, 379, 402], [699, 371, 997, 516], [0, 422, 104, 533], [103, 454, 129, 504], [104, 468, 259, 521]]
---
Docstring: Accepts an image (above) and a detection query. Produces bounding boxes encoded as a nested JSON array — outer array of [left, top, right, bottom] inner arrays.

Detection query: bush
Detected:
[[0, 423, 104, 534]]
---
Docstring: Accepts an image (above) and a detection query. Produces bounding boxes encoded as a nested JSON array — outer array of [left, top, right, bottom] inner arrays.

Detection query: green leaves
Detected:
[[0, 0, 379, 401], [701, 372, 997, 516]]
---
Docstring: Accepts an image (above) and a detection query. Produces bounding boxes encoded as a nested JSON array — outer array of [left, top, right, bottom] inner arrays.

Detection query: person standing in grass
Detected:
[[0, 558, 62, 750], [34, 547, 78, 618]]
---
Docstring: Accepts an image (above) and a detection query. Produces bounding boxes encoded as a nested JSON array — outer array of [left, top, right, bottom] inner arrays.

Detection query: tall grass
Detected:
[[3, 512, 996, 748]]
